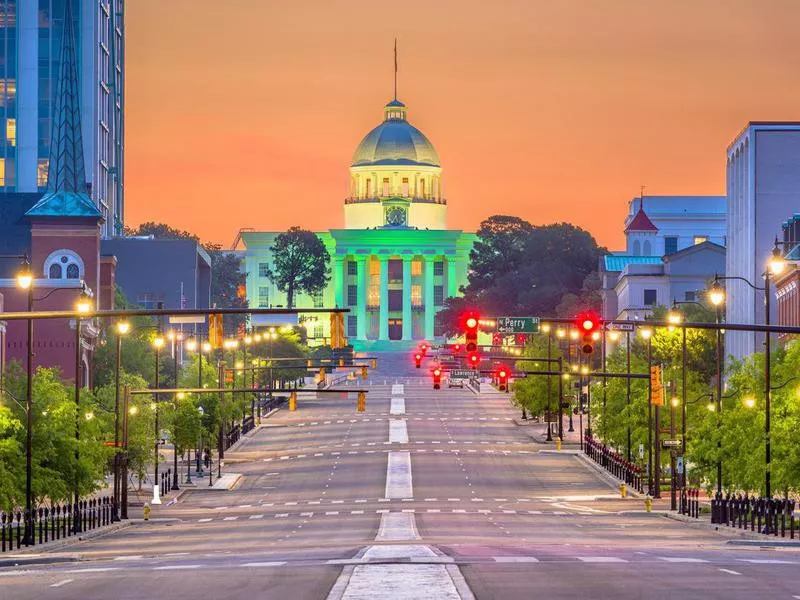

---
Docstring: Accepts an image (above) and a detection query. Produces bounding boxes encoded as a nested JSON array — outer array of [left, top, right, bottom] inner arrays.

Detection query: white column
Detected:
[[402, 258, 412, 340], [333, 257, 345, 308], [17, 0, 39, 191], [356, 256, 367, 340], [447, 257, 458, 298], [424, 256, 435, 340], [379, 257, 389, 340]]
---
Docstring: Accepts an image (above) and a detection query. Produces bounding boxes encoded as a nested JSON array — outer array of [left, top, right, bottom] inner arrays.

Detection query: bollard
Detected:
[[143, 503, 151, 521], [620, 483, 627, 499], [645, 495, 652, 513]]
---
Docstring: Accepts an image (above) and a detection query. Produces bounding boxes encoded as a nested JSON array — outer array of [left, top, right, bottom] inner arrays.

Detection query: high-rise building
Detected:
[[0, 0, 124, 238], [726, 122, 800, 362]]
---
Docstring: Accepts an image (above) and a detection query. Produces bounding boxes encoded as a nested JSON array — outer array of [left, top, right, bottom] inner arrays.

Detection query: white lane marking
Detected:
[[385, 451, 413, 499], [325, 511, 340, 516], [719, 569, 741, 576], [389, 420, 409, 444], [65, 568, 120, 573], [154, 565, 203, 570], [390, 398, 406, 415], [375, 512, 421, 541], [738, 558, 795, 564], [223, 516, 238, 521], [240, 562, 287, 567], [50, 579, 74, 588], [391, 384, 404, 395], [113, 555, 143, 560], [249, 514, 264, 520], [351, 510, 365, 515], [493, 557, 539, 563], [577, 557, 628, 563], [198, 518, 212, 523], [658, 557, 708, 563]]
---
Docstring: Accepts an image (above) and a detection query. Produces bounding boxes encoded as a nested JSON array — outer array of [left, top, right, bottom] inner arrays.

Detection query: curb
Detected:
[[662, 511, 793, 542], [0, 554, 82, 568], [1, 520, 134, 556], [574, 452, 644, 498]]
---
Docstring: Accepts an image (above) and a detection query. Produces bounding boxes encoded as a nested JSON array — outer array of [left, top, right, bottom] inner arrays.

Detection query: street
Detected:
[[3, 358, 800, 599]]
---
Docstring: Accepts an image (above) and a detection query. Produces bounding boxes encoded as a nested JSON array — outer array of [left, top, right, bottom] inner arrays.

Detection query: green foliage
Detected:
[[512, 334, 563, 417], [436, 216, 606, 335], [265, 226, 331, 309]]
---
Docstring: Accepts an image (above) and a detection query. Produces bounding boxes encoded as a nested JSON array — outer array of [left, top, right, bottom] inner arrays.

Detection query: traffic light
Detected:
[[420, 343, 428, 355], [575, 310, 601, 355], [453, 343, 461, 354], [330, 313, 346, 349], [468, 352, 480, 369], [432, 367, 442, 390], [361, 365, 368, 380], [357, 391, 366, 412], [463, 312, 480, 353], [497, 367, 509, 392], [414, 352, 422, 368]]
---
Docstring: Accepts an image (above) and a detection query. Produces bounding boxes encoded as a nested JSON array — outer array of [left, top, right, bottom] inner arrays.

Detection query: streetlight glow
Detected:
[[116, 321, 131, 335], [709, 281, 725, 307], [16, 261, 33, 290], [743, 396, 756, 409], [201, 342, 212, 353], [153, 336, 165, 349], [639, 328, 652, 340], [569, 330, 579, 340], [671, 397, 680, 407], [556, 329, 566, 339], [541, 323, 550, 333], [608, 331, 620, 342], [75, 291, 92, 314], [185, 337, 198, 352], [667, 311, 682, 325], [768, 247, 786, 276]]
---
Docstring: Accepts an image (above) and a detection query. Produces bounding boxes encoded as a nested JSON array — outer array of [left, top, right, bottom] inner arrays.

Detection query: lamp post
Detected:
[[168, 330, 183, 491], [640, 326, 653, 496], [14, 258, 34, 544], [112, 320, 130, 521], [151, 332, 165, 504], [542, 324, 553, 442], [73, 287, 92, 532]]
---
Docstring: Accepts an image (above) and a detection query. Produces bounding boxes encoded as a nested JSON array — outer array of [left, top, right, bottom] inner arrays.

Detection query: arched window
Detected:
[[632, 240, 641, 256], [643, 240, 652, 255], [44, 249, 84, 280]]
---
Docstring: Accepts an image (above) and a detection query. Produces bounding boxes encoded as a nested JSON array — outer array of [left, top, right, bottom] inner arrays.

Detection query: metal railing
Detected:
[[583, 435, 644, 493], [711, 494, 797, 537], [680, 488, 701, 518], [1, 496, 115, 552]]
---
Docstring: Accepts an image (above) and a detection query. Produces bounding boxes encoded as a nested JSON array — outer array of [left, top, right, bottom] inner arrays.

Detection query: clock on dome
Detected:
[[385, 206, 407, 227]]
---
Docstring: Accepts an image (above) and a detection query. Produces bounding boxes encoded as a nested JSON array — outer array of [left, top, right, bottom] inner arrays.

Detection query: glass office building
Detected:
[[0, 0, 124, 237]]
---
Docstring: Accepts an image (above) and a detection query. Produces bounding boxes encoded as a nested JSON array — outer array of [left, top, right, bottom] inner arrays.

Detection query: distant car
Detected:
[[448, 378, 464, 389]]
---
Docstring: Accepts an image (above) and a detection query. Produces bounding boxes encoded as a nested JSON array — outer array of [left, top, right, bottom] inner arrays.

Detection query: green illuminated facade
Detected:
[[241, 96, 475, 349]]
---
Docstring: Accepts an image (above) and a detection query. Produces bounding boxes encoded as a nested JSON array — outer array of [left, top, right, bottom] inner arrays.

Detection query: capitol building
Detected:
[[241, 95, 475, 349]]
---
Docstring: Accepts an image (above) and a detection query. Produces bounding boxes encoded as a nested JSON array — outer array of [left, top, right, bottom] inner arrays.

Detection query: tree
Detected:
[[124, 222, 199, 242], [266, 227, 330, 309], [205, 243, 248, 334]]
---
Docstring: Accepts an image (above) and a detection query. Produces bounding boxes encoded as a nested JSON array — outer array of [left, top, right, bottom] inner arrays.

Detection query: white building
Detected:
[[0, 0, 124, 238], [726, 122, 800, 362], [601, 196, 727, 321]]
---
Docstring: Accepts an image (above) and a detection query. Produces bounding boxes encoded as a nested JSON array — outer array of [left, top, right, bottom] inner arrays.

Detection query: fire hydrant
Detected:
[[620, 483, 627, 498], [143, 503, 151, 521], [645, 495, 652, 513], [556, 439, 562, 451]]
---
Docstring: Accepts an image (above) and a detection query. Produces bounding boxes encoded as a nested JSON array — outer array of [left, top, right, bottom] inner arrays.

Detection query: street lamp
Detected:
[[15, 257, 34, 544], [151, 332, 164, 504], [112, 320, 130, 521]]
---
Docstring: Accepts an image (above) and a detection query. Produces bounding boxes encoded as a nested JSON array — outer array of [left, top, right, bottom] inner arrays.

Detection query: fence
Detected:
[[680, 488, 701, 518], [583, 435, 644, 493], [1, 497, 115, 552], [711, 494, 797, 537], [159, 469, 173, 499]]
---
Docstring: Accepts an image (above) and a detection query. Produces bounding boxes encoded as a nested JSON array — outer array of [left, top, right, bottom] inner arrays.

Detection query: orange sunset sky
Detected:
[[125, 0, 800, 250]]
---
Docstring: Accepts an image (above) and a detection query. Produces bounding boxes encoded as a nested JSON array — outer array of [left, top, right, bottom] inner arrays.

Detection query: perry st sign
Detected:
[[496, 316, 540, 334]]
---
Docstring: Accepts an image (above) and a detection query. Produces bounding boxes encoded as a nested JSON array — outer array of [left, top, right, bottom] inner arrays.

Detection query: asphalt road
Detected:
[[4, 355, 800, 599]]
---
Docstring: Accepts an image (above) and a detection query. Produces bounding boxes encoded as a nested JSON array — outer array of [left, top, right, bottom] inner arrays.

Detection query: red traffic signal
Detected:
[[468, 353, 480, 367], [575, 310, 602, 355], [414, 352, 422, 368], [463, 312, 480, 353], [453, 343, 461, 353], [432, 367, 442, 389], [420, 343, 428, 355], [497, 367, 509, 392]]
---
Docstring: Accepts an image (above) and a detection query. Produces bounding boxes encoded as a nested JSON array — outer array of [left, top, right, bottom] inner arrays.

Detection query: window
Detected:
[[388, 260, 402, 283], [44, 250, 83, 280], [313, 324, 324, 339], [411, 284, 423, 307], [312, 292, 324, 308], [693, 236, 708, 245], [433, 261, 444, 276], [137, 293, 156, 310], [684, 291, 696, 302], [6, 118, 15, 147], [382, 178, 389, 197], [402, 178, 409, 196], [632, 240, 641, 256], [434, 285, 444, 307], [643, 289, 657, 306], [643, 240, 652, 255], [411, 259, 422, 276], [258, 286, 269, 308], [347, 316, 358, 338], [0, 158, 4, 186], [419, 179, 426, 198], [365, 179, 371, 197], [388, 290, 402, 311], [258, 263, 270, 277], [664, 236, 678, 255], [347, 284, 358, 306], [347, 261, 358, 276]]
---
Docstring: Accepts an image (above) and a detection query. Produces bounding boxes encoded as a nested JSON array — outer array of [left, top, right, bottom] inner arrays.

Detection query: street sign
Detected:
[[451, 370, 475, 380], [169, 315, 206, 324], [607, 322, 635, 332], [662, 439, 682, 448], [676, 456, 684, 475], [497, 317, 539, 334], [638, 444, 644, 459]]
